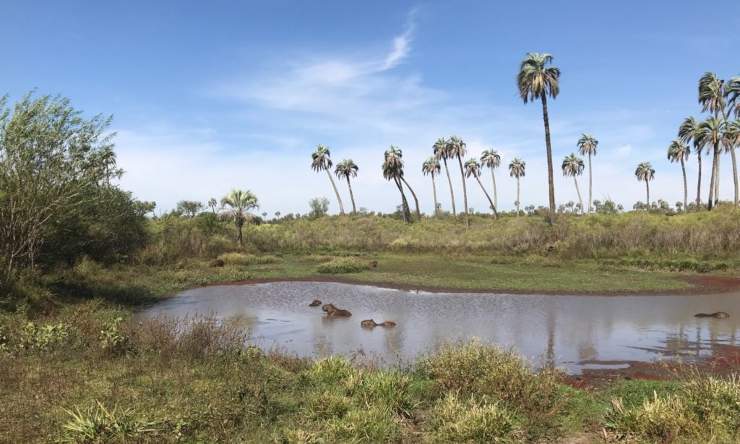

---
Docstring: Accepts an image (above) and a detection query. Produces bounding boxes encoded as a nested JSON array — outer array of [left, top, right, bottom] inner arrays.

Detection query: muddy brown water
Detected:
[[137, 282, 740, 374]]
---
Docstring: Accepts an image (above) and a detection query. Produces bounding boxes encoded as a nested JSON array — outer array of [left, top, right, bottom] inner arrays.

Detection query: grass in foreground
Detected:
[[1, 305, 738, 443]]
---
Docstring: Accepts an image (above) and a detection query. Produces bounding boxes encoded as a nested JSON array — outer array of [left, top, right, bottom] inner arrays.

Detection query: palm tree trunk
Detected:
[[731, 145, 739, 207], [442, 158, 456, 215], [236, 220, 243, 246], [645, 180, 650, 210], [490, 166, 498, 209], [345, 177, 357, 214], [516, 177, 521, 215], [587, 153, 593, 213], [696, 153, 702, 206], [715, 154, 721, 205], [431, 174, 439, 216], [400, 177, 421, 220], [573, 177, 583, 214], [681, 158, 688, 211], [326, 169, 345, 215], [541, 93, 556, 223], [474, 175, 497, 218], [457, 155, 469, 227], [394, 177, 411, 223], [708, 145, 718, 210]]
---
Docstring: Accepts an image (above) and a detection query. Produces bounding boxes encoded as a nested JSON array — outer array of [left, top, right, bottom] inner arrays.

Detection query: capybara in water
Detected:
[[694, 311, 730, 319], [309, 299, 322, 307], [360, 319, 396, 328], [322, 303, 352, 317]]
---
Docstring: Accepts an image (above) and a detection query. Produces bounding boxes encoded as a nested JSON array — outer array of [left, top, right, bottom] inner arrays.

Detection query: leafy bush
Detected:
[[316, 257, 371, 274], [17, 321, 76, 352], [426, 393, 521, 443], [99, 316, 131, 356], [62, 401, 159, 443]]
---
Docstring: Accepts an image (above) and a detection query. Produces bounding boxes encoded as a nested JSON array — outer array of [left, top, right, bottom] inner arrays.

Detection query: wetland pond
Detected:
[[137, 281, 740, 374]]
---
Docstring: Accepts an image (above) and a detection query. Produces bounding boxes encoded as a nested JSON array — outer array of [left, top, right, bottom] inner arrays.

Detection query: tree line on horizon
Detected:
[[309, 54, 739, 223]]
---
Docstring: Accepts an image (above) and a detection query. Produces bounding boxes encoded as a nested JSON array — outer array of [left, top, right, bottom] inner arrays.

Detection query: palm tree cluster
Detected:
[[675, 73, 739, 210]]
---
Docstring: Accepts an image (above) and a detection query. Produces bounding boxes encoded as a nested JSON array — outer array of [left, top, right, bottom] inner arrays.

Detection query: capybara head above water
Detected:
[[694, 311, 730, 319], [309, 299, 322, 307], [361, 319, 377, 328], [322, 303, 336, 312], [323, 303, 351, 317]]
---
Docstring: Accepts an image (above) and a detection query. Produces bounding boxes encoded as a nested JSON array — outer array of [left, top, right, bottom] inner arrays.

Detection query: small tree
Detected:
[[308, 197, 330, 219], [220, 189, 258, 246], [176, 200, 203, 218]]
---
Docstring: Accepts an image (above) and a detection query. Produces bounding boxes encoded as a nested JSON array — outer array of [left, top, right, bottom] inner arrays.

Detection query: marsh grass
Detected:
[[217, 252, 281, 266], [316, 257, 372, 274]]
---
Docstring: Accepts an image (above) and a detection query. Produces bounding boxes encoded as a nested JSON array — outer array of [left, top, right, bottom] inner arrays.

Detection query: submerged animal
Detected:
[[360, 319, 397, 328], [308, 299, 322, 307], [322, 303, 352, 317], [694, 311, 730, 319]]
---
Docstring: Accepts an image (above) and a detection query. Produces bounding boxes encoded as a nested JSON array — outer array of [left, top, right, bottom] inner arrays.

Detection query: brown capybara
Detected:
[[694, 311, 730, 319], [309, 299, 322, 307], [322, 303, 352, 317], [380, 321, 397, 327], [361, 319, 396, 328]]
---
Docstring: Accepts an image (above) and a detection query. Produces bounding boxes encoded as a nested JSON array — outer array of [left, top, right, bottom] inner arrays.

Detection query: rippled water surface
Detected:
[[137, 282, 740, 373]]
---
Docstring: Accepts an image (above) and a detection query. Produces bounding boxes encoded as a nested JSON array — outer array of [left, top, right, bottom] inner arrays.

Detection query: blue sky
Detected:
[[1, 1, 738, 215]]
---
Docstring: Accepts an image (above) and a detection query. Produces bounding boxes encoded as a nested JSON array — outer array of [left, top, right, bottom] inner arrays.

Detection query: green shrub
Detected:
[[62, 401, 160, 443], [217, 252, 280, 266], [17, 321, 76, 352], [425, 393, 522, 443], [324, 405, 402, 443], [316, 257, 371, 274], [304, 357, 357, 385], [99, 316, 131, 356], [604, 393, 699, 441], [348, 370, 417, 417]]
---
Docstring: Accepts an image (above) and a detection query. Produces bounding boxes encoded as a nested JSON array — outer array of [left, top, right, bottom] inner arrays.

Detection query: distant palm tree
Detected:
[[723, 77, 739, 206], [727, 76, 739, 118], [722, 119, 739, 207], [480, 149, 501, 209], [221, 189, 258, 246], [634, 162, 655, 209], [517, 52, 560, 222], [433, 137, 456, 215], [696, 117, 724, 208], [311, 145, 345, 215], [464, 159, 498, 218], [383, 147, 411, 223], [335, 159, 359, 214], [447, 136, 469, 226], [207, 197, 218, 214], [667, 140, 691, 211], [561, 153, 585, 213], [576, 134, 598, 212], [678, 117, 705, 206], [509, 158, 526, 215], [422, 156, 441, 216], [698, 73, 726, 209], [386, 146, 420, 219]]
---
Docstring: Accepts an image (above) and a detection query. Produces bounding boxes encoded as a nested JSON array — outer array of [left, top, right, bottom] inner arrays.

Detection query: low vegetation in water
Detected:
[[1, 306, 738, 443]]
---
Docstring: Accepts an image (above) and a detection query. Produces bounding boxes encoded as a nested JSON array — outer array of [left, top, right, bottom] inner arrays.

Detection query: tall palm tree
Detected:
[[667, 140, 691, 211], [334, 159, 359, 214], [721, 119, 739, 207], [220, 189, 258, 246], [696, 117, 724, 208], [634, 162, 655, 209], [509, 158, 526, 215], [698, 73, 726, 209], [678, 117, 705, 206], [447, 136, 469, 226], [433, 137, 456, 215], [561, 153, 585, 213], [517, 52, 560, 222], [422, 156, 441, 216], [727, 76, 739, 118], [724, 78, 739, 206], [464, 159, 498, 218], [207, 197, 218, 214], [386, 146, 420, 219], [383, 147, 411, 223], [480, 149, 501, 209], [576, 134, 598, 213], [311, 145, 345, 215]]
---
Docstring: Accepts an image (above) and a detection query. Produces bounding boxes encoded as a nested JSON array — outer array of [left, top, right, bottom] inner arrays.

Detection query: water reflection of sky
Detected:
[[137, 282, 740, 374]]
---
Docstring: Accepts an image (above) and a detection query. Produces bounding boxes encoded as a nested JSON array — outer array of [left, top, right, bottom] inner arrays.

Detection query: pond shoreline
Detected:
[[198, 273, 740, 296]]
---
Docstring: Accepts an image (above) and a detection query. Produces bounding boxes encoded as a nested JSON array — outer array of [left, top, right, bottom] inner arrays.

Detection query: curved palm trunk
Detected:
[[489, 166, 498, 209], [516, 177, 521, 216], [680, 158, 688, 211], [474, 174, 498, 218], [715, 155, 720, 205], [442, 158, 456, 215], [731, 145, 739, 207], [235, 219, 244, 246], [541, 93, 556, 223], [696, 154, 703, 206], [325, 169, 345, 215], [587, 153, 593, 213], [430, 174, 439, 216], [708, 144, 718, 210], [457, 155, 469, 227], [573, 177, 583, 214], [645, 180, 650, 210], [345, 177, 357, 214], [394, 177, 411, 223], [400, 177, 421, 220]]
